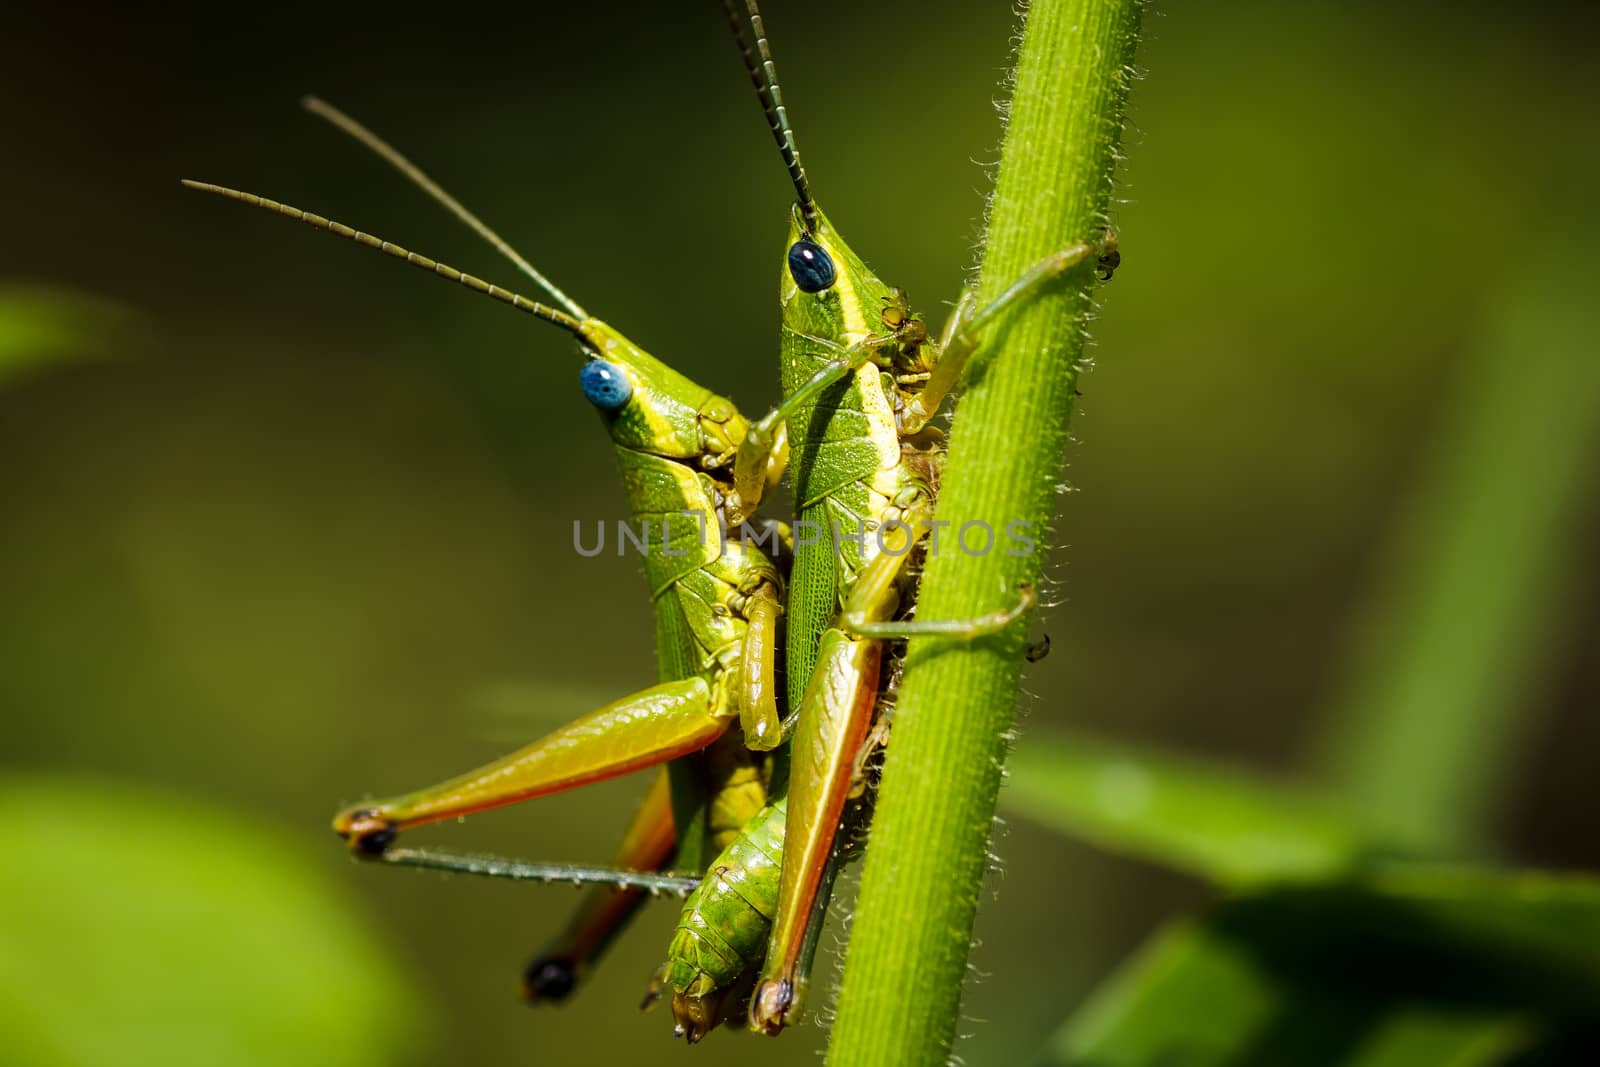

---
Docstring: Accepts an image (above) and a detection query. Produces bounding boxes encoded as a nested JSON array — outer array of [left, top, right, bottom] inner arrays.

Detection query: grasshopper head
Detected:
[[576, 320, 748, 468], [781, 204, 896, 349]]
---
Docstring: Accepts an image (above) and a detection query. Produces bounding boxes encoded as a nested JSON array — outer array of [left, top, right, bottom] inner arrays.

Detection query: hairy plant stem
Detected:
[[826, 0, 1143, 1062]]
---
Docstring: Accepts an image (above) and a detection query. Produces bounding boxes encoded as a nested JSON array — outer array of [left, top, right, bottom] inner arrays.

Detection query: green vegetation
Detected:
[[2, 2, 1596, 1065], [830, 0, 1143, 1061]]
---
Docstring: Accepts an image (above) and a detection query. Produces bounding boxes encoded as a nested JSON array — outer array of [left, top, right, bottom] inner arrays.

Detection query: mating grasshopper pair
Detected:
[[186, 0, 1117, 1043]]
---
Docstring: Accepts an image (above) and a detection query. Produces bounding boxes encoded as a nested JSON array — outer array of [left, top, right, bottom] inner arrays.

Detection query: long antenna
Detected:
[[181, 180, 587, 335], [301, 96, 588, 320], [722, 0, 818, 231]]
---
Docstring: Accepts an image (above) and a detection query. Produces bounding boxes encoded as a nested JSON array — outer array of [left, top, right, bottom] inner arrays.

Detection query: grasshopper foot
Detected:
[[1095, 231, 1121, 281], [749, 977, 796, 1036], [522, 955, 578, 1003], [332, 806, 398, 855]]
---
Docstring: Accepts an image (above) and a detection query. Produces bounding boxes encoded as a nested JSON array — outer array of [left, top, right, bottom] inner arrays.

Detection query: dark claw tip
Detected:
[[352, 826, 396, 856], [1095, 248, 1122, 281], [336, 808, 397, 856], [522, 956, 578, 1003]]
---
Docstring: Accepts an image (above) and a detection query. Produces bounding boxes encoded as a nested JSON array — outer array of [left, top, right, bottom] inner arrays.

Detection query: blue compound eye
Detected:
[[580, 360, 632, 412], [787, 239, 836, 293]]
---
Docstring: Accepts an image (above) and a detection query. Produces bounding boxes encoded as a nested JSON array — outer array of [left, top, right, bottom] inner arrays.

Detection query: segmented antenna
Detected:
[[722, 0, 818, 231], [181, 180, 586, 335], [301, 96, 588, 320]]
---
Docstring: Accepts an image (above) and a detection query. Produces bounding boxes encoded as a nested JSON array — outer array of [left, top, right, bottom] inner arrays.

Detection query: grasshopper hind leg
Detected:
[[331, 675, 729, 852], [520, 769, 677, 1006]]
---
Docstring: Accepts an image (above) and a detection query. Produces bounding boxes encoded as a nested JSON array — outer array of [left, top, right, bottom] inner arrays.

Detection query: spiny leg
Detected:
[[902, 231, 1120, 432], [366, 848, 699, 893], [523, 769, 677, 1004], [333, 676, 731, 853]]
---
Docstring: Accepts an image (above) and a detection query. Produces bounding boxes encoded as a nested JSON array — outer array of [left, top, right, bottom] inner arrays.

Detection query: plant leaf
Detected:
[[0, 776, 433, 1067], [1035, 867, 1600, 1067], [1003, 730, 1409, 884]]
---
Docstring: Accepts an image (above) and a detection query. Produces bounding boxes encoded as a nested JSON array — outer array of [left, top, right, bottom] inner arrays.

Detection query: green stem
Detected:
[[826, 1, 1143, 1063]]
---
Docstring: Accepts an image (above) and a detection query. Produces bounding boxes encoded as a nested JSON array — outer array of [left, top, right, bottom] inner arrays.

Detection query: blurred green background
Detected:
[[2, 1, 1597, 1064]]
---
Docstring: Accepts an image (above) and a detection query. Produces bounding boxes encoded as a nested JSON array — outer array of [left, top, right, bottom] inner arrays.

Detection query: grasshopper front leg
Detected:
[[901, 231, 1121, 434], [735, 579, 786, 751], [730, 327, 897, 522], [735, 227, 1119, 520]]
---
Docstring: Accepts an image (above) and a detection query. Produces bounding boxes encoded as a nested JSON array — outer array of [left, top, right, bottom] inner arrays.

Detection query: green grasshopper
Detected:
[[220, 100, 870, 1045], [718, 0, 1120, 1033], [183, 98, 793, 1010]]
